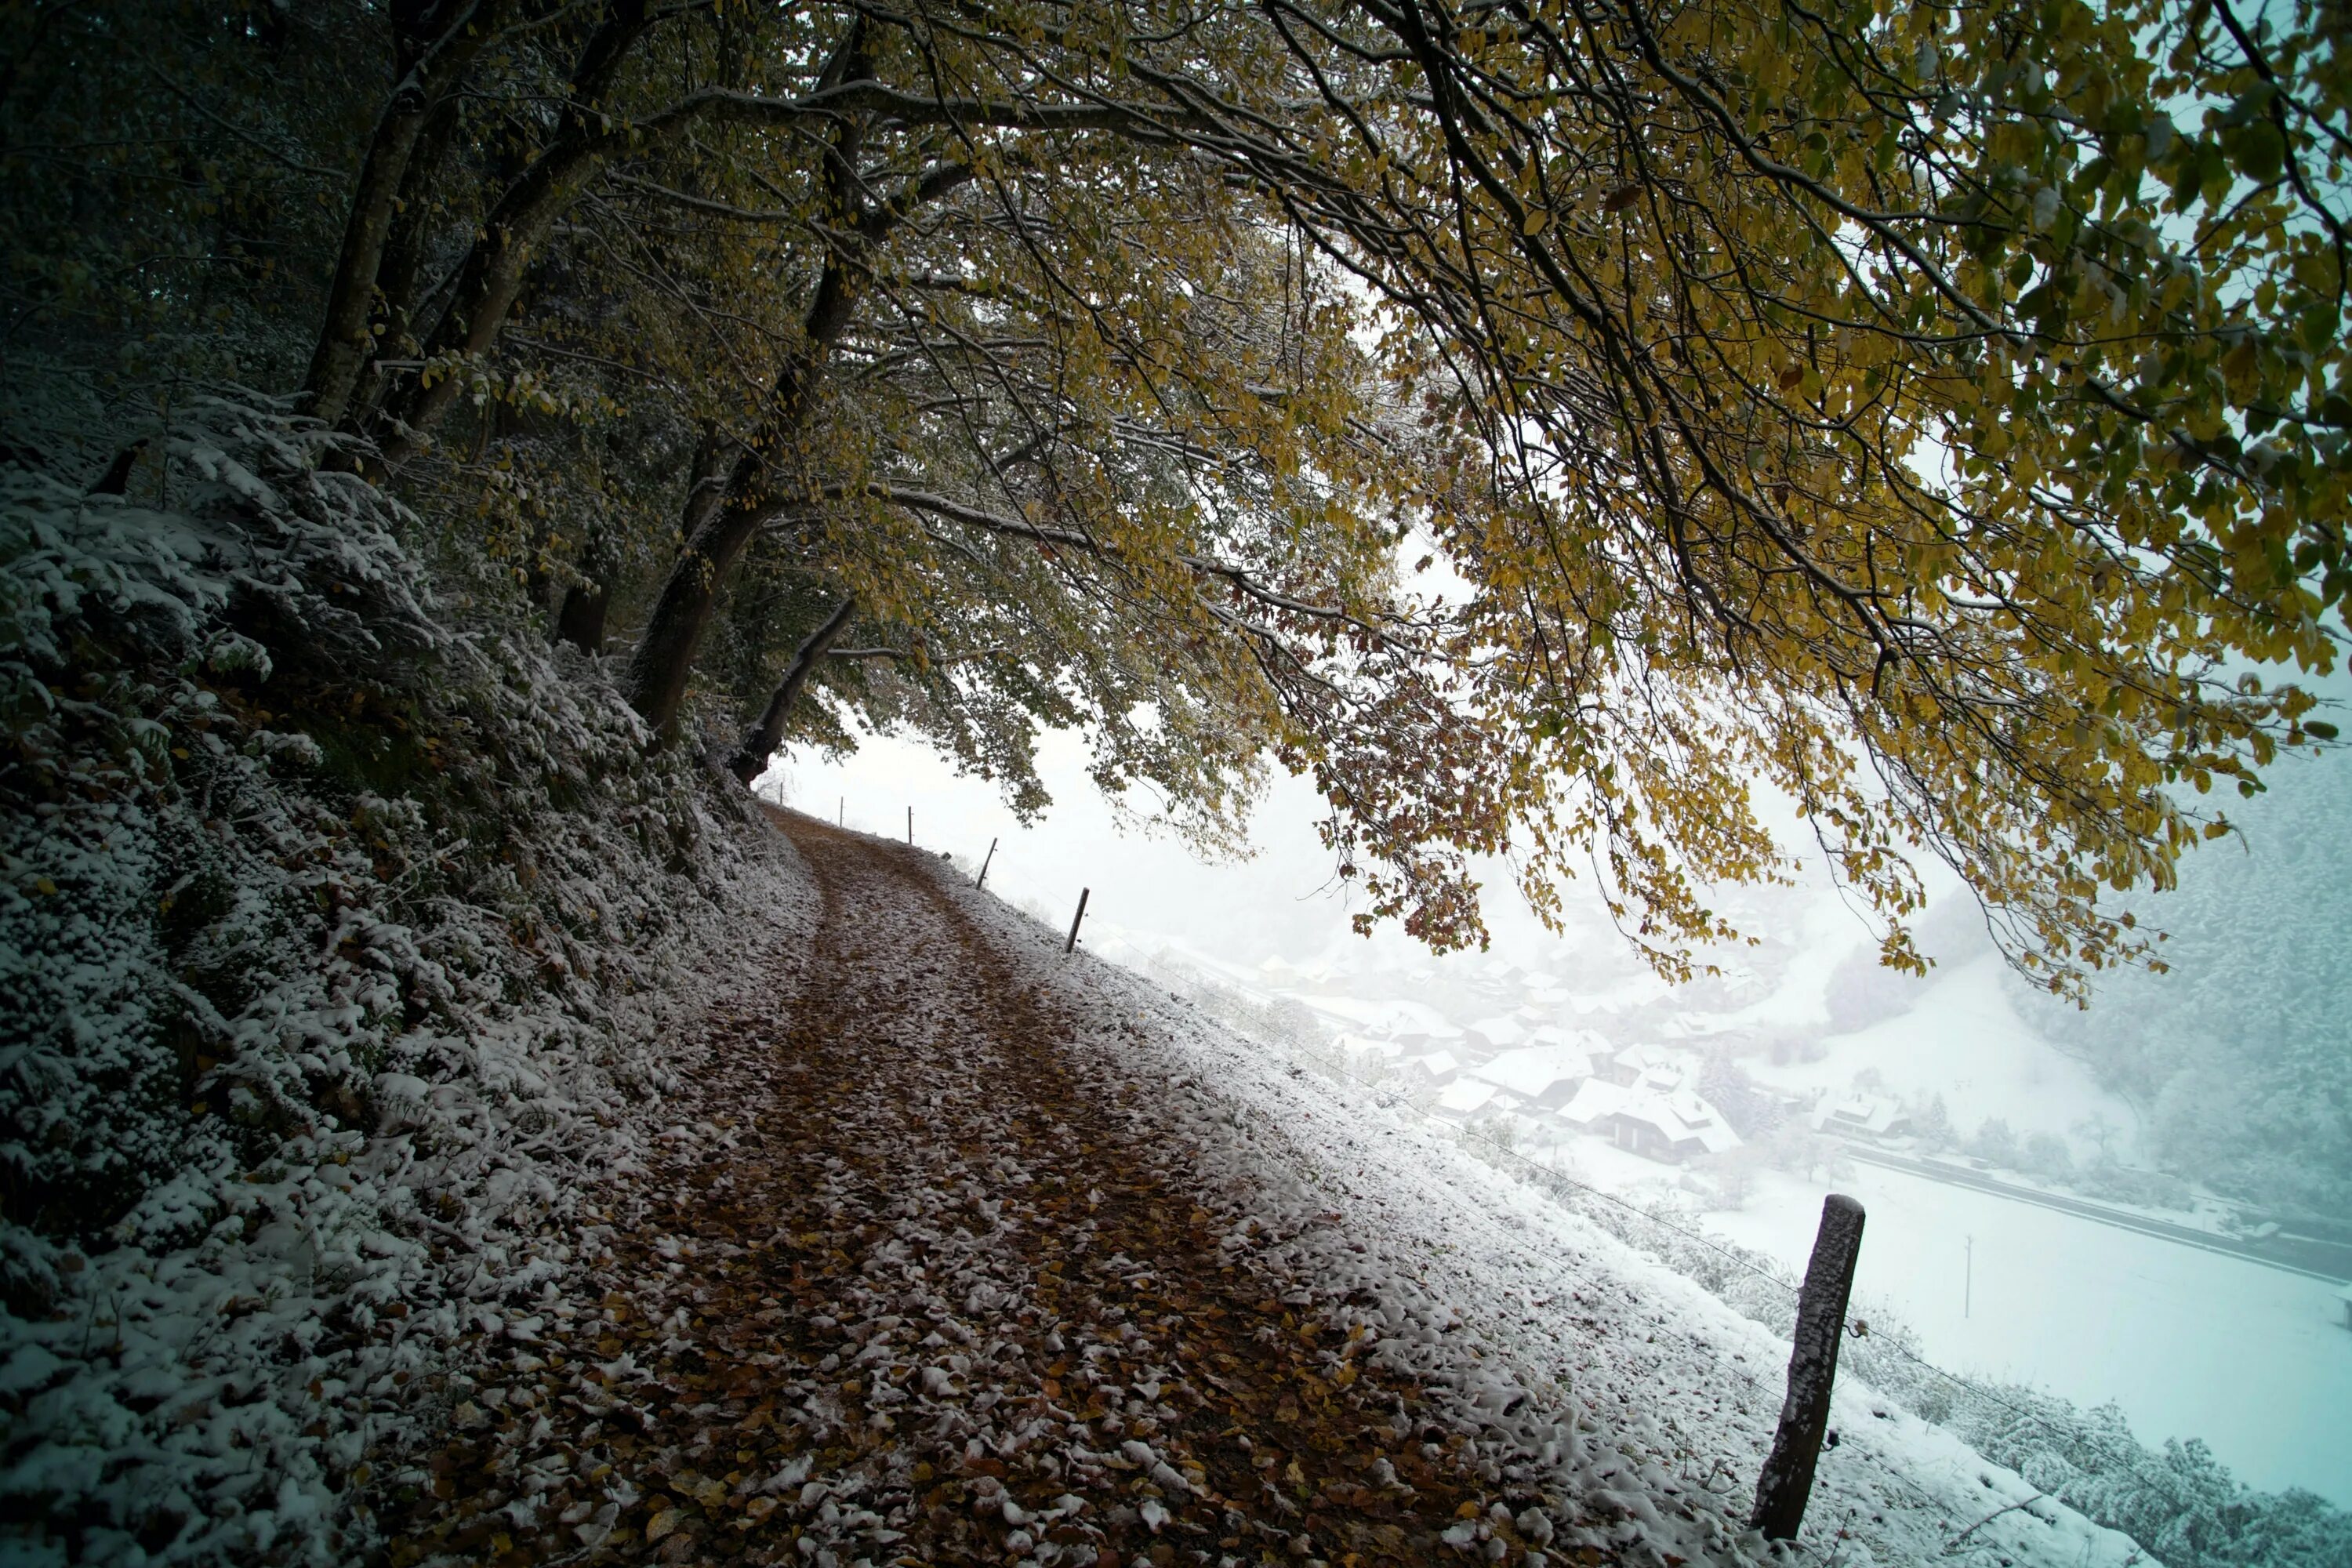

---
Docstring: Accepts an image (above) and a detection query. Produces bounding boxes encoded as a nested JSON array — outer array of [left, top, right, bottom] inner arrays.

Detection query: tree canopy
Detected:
[[4, 0, 2345, 993]]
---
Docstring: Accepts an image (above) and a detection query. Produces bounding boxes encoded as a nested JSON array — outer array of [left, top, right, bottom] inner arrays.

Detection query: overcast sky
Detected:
[[764, 721, 1906, 989]]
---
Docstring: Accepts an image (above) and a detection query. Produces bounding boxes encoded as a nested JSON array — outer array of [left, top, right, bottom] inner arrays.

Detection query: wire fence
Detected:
[[931, 834, 2267, 1563]]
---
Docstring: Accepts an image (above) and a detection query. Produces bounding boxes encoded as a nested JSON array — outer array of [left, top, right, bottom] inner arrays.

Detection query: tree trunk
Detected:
[[555, 581, 609, 655], [554, 522, 624, 655], [728, 597, 856, 782], [556, 20, 880, 738], [303, 0, 498, 426], [373, 141, 605, 459], [344, 89, 466, 433], [622, 260, 859, 737], [622, 468, 775, 741], [371, 1, 657, 460]]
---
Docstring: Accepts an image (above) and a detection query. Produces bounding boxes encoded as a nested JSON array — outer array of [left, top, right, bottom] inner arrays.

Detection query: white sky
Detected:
[[763, 719, 1912, 984]]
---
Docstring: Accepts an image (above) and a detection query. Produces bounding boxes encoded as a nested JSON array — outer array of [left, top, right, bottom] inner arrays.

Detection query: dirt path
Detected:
[[387, 814, 1555, 1568]]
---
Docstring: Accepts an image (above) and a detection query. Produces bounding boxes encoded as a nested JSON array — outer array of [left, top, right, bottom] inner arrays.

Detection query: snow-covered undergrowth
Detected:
[[0, 397, 809, 1566], [930, 863, 2158, 1568]]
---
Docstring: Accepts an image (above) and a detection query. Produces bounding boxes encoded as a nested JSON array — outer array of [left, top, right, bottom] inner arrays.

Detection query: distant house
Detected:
[[1527, 1023, 1611, 1054], [1602, 1042, 1685, 1087], [1561, 1079, 1741, 1163], [1394, 1024, 1467, 1059], [1809, 1094, 1912, 1139], [1434, 1077, 1504, 1122], [1356, 1000, 1462, 1058], [1465, 1015, 1526, 1051], [1406, 1051, 1463, 1087], [1559, 1079, 1628, 1136], [1467, 1044, 1596, 1110]]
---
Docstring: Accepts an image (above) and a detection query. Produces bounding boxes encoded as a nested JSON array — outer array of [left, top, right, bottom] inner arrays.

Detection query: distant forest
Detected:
[[2028, 753, 2352, 1221]]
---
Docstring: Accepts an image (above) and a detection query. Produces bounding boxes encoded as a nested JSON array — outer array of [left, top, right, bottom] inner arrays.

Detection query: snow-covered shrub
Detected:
[[0, 396, 804, 1566], [1954, 1388, 2352, 1568]]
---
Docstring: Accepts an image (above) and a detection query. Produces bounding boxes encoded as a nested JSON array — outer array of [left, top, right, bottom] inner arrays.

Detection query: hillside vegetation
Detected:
[[2, 397, 808, 1561], [2031, 757, 2352, 1221]]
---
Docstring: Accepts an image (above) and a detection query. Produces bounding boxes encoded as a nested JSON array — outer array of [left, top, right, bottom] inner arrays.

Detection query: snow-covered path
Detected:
[[389, 815, 1537, 1566], [383, 814, 2151, 1568]]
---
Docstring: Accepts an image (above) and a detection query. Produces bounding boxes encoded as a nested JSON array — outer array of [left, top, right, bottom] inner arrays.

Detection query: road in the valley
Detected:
[[1839, 1145, 2352, 1283]]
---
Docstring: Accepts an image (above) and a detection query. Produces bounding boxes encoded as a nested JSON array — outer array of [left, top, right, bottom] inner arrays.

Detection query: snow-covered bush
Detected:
[[0, 396, 803, 1565]]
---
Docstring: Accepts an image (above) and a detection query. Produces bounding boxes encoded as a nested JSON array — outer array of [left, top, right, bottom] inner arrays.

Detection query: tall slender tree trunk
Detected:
[[623, 262, 860, 737], [368, 0, 657, 461], [557, 424, 726, 658], [372, 146, 604, 459], [345, 90, 466, 433], [621, 456, 784, 740], [303, 0, 497, 427], [729, 597, 856, 782], [620, 22, 886, 739]]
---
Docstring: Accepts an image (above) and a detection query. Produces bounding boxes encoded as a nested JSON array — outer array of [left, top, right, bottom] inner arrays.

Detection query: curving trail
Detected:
[[388, 811, 1555, 1568]]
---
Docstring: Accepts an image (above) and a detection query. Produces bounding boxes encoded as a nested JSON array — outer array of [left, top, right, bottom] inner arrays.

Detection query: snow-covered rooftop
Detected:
[[1468, 1044, 1596, 1100], [1560, 1077, 1628, 1127], [1467, 1014, 1526, 1047], [1435, 1078, 1503, 1119]]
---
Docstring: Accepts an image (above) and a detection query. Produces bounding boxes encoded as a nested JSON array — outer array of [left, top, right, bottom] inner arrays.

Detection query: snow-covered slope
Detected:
[[0, 397, 2174, 1568], [1746, 952, 2135, 1154], [0, 401, 818, 1566], [934, 862, 2152, 1568]]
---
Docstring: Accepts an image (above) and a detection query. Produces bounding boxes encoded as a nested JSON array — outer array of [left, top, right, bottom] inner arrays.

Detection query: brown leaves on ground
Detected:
[[381, 814, 1597, 1567]]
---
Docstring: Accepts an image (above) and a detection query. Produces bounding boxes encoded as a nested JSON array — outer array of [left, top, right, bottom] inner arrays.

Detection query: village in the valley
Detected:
[[1176, 946, 1916, 1180]]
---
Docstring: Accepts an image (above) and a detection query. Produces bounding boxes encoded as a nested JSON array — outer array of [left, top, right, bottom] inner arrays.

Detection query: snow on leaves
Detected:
[[0, 398, 817, 1566]]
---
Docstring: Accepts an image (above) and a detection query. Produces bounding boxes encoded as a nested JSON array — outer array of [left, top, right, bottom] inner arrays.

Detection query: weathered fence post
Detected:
[[1064, 887, 1090, 954], [906, 806, 913, 844], [1752, 1193, 1866, 1540], [975, 837, 997, 891]]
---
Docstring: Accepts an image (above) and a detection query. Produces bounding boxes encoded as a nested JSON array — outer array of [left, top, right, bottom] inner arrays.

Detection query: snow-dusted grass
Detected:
[[929, 859, 2154, 1568], [0, 399, 815, 1566]]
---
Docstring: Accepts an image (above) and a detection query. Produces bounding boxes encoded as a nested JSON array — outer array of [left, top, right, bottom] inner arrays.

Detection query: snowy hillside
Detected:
[[11, 6, 2352, 1566], [356, 818, 2163, 1568], [935, 870, 2157, 1568], [0, 405, 820, 1565], [0, 422, 2314, 1568], [791, 732, 2352, 1546]]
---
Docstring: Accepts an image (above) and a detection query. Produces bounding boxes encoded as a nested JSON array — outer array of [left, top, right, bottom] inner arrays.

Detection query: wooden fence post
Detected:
[[1064, 887, 1090, 954], [976, 837, 997, 890], [906, 806, 913, 844], [1752, 1193, 1866, 1540]]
